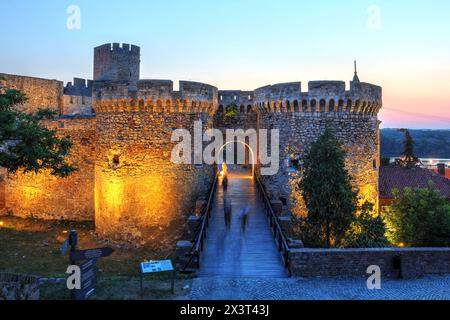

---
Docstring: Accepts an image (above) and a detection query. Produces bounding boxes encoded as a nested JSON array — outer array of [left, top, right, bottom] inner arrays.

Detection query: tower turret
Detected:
[[93, 43, 141, 85]]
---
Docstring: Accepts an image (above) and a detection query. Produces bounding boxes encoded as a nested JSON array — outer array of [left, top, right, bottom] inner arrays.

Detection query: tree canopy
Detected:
[[299, 127, 358, 247], [396, 128, 421, 167], [384, 182, 450, 247], [342, 202, 390, 248], [0, 85, 76, 177]]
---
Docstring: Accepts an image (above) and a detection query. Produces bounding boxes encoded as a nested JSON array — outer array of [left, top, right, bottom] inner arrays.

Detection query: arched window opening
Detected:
[[338, 99, 344, 112], [329, 99, 335, 111], [302, 100, 308, 112], [112, 155, 120, 167], [293, 100, 299, 112], [319, 99, 326, 112], [347, 99, 353, 110]]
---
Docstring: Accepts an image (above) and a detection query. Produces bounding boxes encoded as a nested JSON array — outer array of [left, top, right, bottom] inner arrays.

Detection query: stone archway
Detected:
[[217, 141, 256, 178]]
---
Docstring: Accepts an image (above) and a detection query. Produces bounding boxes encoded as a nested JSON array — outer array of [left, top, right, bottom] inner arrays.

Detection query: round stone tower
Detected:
[[93, 80, 218, 247], [254, 76, 382, 216], [93, 43, 141, 85]]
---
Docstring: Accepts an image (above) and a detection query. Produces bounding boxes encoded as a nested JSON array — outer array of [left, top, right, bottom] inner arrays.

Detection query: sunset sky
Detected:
[[0, 0, 449, 129]]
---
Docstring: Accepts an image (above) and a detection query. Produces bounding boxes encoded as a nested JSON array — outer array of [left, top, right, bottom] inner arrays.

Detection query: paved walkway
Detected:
[[186, 276, 450, 300], [198, 168, 287, 278]]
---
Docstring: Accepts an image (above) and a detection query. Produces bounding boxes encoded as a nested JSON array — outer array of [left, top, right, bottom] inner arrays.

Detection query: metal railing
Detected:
[[182, 172, 219, 272], [255, 175, 292, 276]]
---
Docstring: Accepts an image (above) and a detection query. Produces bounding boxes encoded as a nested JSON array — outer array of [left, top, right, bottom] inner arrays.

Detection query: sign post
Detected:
[[139, 260, 175, 296], [61, 230, 114, 300]]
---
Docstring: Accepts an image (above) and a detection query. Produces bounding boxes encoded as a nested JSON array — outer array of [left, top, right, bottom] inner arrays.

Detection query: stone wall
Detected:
[[0, 73, 63, 114], [0, 274, 40, 300], [137, 80, 174, 100], [289, 248, 450, 278], [218, 90, 254, 113], [61, 95, 93, 116], [63, 78, 93, 97], [181, 81, 219, 103], [94, 103, 216, 247], [4, 118, 96, 221]]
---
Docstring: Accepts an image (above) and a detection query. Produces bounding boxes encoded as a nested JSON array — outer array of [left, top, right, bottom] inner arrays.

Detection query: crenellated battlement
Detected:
[[93, 97, 217, 114], [93, 79, 218, 114], [94, 43, 140, 56], [254, 80, 382, 115], [64, 78, 93, 97], [218, 90, 254, 106]]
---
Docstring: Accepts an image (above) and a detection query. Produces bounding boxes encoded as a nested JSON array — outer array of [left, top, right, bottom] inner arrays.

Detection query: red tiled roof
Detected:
[[433, 168, 450, 179], [379, 166, 450, 200]]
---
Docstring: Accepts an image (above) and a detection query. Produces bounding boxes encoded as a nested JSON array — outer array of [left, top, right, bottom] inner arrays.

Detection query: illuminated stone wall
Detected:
[[94, 98, 216, 247], [4, 118, 96, 221], [254, 80, 382, 216]]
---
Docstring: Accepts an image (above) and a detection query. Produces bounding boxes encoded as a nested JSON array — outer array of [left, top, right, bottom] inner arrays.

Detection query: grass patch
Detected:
[[0, 216, 195, 299], [0, 216, 183, 278]]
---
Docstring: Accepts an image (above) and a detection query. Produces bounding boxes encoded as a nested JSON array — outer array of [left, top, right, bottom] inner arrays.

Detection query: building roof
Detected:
[[433, 168, 450, 179], [379, 166, 450, 200]]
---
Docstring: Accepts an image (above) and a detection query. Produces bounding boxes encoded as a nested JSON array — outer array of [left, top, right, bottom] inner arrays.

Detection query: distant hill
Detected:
[[381, 129, 450, 159]]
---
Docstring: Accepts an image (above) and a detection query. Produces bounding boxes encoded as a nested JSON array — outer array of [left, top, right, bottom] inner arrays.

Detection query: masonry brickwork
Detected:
[[289, 248, 450, 278], [5, 118, 96, 221]]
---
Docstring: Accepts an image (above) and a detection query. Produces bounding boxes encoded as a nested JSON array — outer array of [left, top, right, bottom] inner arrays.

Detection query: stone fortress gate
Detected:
[[0, 43, 382, 247]]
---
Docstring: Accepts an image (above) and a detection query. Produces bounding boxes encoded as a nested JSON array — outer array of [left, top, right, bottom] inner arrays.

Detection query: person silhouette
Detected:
[[240, 206, 250, 232], [222, 162, 228, 177], [224, 198, 232, 230], [222, 175, 228, 191]]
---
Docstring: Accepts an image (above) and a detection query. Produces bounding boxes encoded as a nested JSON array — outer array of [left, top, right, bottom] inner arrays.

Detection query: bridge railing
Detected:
[[255, 175, 292, 276], [181, 171, 219, 272]]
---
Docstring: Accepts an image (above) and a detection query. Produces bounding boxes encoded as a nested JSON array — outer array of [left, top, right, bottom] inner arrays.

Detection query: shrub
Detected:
[[384, 182, 450, 247], [342, 202, 391, 248]]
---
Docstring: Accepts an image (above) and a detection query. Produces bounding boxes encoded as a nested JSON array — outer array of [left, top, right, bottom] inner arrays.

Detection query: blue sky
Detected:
[[1, 0, 450, 128]]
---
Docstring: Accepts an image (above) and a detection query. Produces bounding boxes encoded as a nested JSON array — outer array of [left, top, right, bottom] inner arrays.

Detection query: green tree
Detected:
[[0, 85, 75, 177], [397, 128, 420, 167], [342, 202, 390, 248], [224, 104, 238, 118], [299, 127, 357, 248], [380, 156, 391, 167], [384, 182, 450, 247]]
